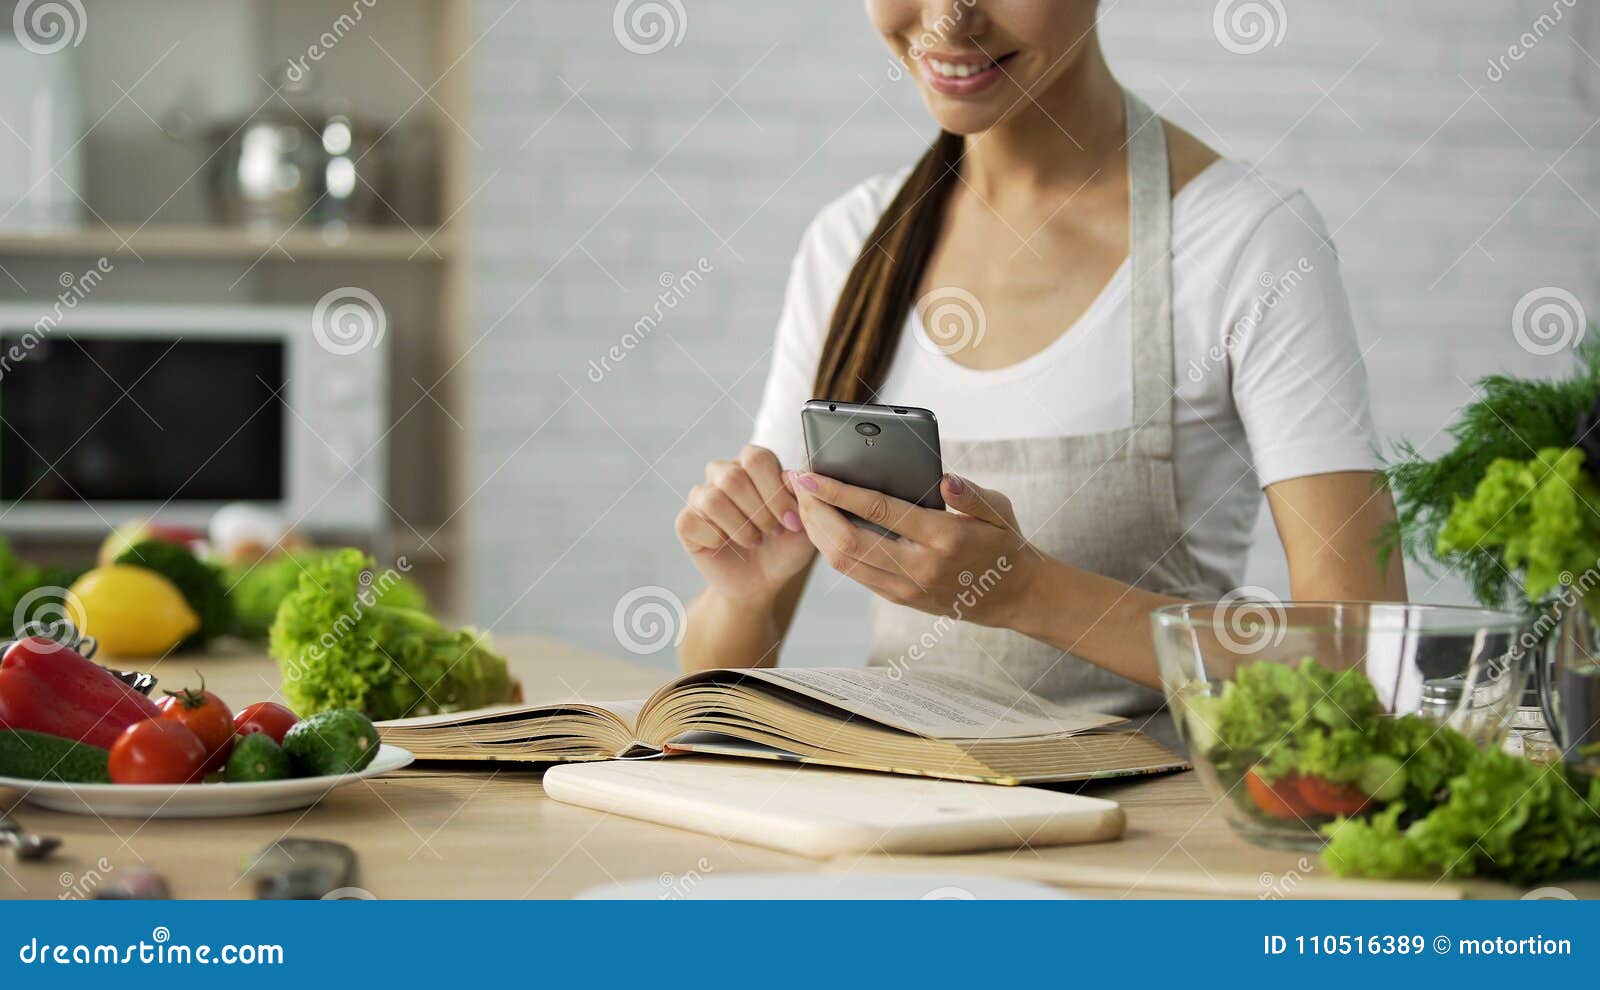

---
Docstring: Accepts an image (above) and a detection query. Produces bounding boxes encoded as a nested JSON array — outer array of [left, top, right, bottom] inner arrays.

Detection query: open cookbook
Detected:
[[376, 666, 1187, 785]]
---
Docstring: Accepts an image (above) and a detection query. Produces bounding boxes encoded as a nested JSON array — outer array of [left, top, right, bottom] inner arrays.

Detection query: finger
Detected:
[[795, 486, 927, 582], [941, 473, 1014, 529], [740, 445, 802, 533], [791, 470, 944, 544], [675, 507, 728, 552], [799, 502, 921, 602], [833, 552, 922, 604], [689, 485, 763, 549], [709, 462, 782, 536]]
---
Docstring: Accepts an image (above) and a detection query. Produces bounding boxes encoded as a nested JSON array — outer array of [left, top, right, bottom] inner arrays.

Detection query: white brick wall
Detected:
[[466, 0, 1600, 669]]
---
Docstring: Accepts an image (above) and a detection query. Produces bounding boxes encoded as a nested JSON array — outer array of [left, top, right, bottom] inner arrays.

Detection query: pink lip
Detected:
[[917, 52, 1014, 97]]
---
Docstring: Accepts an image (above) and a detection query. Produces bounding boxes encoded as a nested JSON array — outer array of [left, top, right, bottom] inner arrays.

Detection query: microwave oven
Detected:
[[0, 303, 387, 535]]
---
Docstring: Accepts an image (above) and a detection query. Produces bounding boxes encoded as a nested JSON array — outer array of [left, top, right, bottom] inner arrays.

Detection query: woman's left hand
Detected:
[[790, 470, 1042, 628]]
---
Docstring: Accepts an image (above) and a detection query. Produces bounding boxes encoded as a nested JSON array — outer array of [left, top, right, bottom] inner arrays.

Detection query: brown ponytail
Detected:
[[812, 131, 964, 403]]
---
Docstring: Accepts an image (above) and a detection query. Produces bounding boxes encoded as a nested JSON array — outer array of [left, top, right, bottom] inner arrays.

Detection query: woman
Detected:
[[673, 0, 1405, 719]]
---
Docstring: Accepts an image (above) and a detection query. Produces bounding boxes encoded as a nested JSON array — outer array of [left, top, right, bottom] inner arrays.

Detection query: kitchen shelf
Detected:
[[0, 223, 458, 262]]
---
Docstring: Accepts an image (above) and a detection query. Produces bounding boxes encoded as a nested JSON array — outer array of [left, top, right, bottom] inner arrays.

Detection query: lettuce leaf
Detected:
[[268, 549, 510, 720], [1324, 750, 1600, 884], [1437, 447, 1600, 616], [227, 550, 427, 640]]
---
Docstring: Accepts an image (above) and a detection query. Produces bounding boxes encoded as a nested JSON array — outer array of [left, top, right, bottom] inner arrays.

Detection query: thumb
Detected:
[[941, 473, 1013, 528]]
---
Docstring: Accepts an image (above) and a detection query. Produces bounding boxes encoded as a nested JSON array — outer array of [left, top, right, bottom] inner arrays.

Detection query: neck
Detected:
[[961, 40, 1126, 198]]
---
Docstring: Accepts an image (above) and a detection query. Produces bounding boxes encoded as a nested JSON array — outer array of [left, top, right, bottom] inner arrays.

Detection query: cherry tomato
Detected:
[[1244, 769, 1321, 820], [1296, 775, 1372, 817], [233, 702, 299, 745], [108, 719, 208, 785], [157, 680, 234, 772]]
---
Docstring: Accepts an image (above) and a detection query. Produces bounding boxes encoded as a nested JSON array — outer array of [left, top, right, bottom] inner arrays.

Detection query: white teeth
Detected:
[[927, 58, 994, 79]]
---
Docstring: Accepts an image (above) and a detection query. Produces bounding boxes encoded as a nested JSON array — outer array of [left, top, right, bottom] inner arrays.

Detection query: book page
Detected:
[[377, 698, 645, 732], [729, 667, 1120, 740]]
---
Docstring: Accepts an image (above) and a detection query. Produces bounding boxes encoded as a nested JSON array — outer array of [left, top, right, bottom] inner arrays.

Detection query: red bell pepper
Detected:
[[0, 637, 161, 749]]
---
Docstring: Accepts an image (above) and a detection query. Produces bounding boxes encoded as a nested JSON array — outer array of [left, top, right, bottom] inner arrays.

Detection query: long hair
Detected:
[[811, 131, 964, 402]]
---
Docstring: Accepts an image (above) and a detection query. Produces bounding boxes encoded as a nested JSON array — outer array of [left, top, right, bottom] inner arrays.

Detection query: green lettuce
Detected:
[[1196, 657, 1600, 884], [1199, 657, 1384, 782], [0, 538, 87, 638], [1324, 750, 1600, 884], [268, 549, 510, 720], [227, 550, 427, 640], [1437, 447, 1600, 616]]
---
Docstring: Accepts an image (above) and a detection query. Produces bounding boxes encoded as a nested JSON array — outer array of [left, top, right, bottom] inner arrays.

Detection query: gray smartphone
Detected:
[[800, 399, 944, 539]]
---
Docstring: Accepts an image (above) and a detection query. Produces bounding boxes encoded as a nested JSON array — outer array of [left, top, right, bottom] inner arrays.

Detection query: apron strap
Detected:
[[1124, 89, 1175, 460]]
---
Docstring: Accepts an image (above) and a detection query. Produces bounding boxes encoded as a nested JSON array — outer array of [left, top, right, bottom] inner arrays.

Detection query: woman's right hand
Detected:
[[676, 445, 815, 604]]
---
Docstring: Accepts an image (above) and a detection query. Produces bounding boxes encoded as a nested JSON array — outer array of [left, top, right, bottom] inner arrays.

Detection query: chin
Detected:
[[920, 100, 1007, 136]]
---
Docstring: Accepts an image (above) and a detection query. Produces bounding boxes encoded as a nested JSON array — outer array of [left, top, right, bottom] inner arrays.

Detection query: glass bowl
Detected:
[[1151, 601, 1533, 850]]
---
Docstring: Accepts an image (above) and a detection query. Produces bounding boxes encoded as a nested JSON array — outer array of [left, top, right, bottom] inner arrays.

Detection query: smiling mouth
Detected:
[[916, 51, 1017, 94], [925, 53, 1009, 78]]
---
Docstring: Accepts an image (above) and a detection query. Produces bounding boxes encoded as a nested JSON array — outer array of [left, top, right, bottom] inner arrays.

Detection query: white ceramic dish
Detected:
[[0, 744, 413, 819]]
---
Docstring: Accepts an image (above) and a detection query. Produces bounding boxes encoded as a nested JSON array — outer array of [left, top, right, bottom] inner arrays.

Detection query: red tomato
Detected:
[[233, 702, 299, 745], [1244, 769, 1321, 820], [1296, 775, 1372, 817], [157, 682, 234, 772], [108, 719, 208, 785]]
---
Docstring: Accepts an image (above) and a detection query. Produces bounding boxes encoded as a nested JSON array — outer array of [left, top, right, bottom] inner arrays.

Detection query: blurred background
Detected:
[[0, 0, 1596, 671]]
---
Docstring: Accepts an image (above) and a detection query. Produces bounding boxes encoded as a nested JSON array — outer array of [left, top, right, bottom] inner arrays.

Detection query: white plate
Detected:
[[0, 745, 414, 819]]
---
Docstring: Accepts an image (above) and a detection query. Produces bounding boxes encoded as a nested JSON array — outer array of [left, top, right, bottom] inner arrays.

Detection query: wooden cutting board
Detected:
[[543, 756, 1124, 859]]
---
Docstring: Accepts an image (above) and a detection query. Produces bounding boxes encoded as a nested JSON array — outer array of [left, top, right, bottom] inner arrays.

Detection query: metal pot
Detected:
[[204, 108, 389, 228]]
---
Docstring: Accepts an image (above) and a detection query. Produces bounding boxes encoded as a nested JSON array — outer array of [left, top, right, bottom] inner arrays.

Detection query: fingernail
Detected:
[[783, 510, 803, 532], [945, 473, 964, 495], [795, 473, 820, 493]]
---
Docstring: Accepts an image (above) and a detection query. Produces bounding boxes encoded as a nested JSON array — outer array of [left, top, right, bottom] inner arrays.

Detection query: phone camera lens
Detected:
[[855, 422, 881, 437]]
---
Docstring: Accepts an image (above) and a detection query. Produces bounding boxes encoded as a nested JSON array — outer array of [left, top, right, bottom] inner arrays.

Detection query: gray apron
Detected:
[[868, 90, 1227, 721]]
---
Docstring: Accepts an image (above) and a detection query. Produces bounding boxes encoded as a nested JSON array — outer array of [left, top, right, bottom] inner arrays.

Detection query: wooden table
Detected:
[[0, 637, 1577, 900]]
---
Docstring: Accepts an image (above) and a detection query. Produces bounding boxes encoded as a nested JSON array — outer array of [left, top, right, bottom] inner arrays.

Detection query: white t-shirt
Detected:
[[750, 159, 1379, 590]]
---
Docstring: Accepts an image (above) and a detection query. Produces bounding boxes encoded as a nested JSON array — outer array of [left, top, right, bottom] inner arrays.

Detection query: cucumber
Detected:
[[0, 729, 111, 783], [1358, 754, 1406, 803], [282, 709, 380, 777], [226, 733, 292, 783]]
